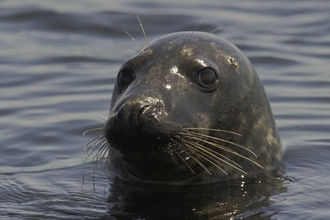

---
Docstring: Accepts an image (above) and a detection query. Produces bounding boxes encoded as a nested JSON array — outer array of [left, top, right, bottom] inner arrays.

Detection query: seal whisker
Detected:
[[84, 135, 104, 153], [83, 132, 110, 170], [182, 139, 247, 175], [92, 116, 107, 122], [184, 143, 228, 175], [166, 138, 212, 175], [90, 139, 107, 161], [92, 141, 109, 167], [189, 154, 212, 175], [187, 131, 258, 158], [164, 143, 178, 165], [181, 133, 264, 169], [167, 136, 213, 175], [124, 30, 144, 53], [180, 133, 241, 155], [136, 15, 150, 52], [177, 152, 196, 175], [188, 15, 206, 41], [83, 127, 104, 136], [182, 139, 244, 171], [167, 136, 196, 174], [182, 16, 207, 47], [99, 144, 110, 169], [184, 128, 242, 136], [202, 27, 223, 40]]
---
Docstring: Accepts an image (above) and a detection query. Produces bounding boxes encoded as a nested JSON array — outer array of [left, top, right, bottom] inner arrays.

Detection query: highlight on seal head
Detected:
[[84, 29, 283, 185]]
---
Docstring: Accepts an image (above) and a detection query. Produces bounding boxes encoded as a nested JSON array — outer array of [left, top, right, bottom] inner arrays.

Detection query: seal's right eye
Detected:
[[118, 70, 134, 88], [198, 68, 217, 87]]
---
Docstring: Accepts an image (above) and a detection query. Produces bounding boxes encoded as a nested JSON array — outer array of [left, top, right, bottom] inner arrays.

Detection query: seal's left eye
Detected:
[[198, 68, 217, 86], [118, 70, 134, 88]]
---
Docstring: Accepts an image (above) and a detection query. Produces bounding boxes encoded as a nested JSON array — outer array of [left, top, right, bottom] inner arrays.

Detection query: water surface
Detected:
[[1, 0, 330, 219]]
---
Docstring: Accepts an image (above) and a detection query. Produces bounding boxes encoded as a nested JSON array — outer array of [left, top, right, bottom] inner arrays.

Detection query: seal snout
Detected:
[[138, 96, 168, 122], [122, 96, 167, 128], [105, 95, 169, 149]]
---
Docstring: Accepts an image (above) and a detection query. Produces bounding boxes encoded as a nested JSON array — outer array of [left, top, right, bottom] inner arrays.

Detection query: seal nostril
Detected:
[[135, 97, 167, 124], [136, 104, 151, 126], [141, 104, 151, 115]]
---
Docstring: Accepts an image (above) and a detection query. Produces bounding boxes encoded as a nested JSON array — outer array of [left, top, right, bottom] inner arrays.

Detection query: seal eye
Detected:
[[118, 70, 134, 88], [198, 68, 217, 87]]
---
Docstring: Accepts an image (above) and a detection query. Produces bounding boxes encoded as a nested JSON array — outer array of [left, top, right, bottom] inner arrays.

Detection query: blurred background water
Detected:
[[0, 0, 329, 219]]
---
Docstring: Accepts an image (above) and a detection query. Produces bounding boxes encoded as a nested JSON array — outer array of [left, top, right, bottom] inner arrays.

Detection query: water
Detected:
[[0, 0, 329, 219]]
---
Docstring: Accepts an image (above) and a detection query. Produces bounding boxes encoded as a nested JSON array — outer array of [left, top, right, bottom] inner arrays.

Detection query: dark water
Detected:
[[1, 0, 330, 219]]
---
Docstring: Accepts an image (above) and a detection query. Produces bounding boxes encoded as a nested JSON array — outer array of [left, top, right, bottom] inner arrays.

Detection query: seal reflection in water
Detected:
[[88, 31, 283, 184]]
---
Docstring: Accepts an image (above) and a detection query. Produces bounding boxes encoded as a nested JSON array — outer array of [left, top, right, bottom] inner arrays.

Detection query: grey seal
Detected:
[[88, 31, 283, 184]]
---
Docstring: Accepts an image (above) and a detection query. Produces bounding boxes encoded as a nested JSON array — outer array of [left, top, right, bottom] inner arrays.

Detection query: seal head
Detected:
[[104, 32, 282, 184]]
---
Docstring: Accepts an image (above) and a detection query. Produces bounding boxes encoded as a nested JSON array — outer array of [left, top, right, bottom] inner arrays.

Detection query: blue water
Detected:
[[1, 0, 330, 219]]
